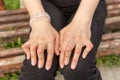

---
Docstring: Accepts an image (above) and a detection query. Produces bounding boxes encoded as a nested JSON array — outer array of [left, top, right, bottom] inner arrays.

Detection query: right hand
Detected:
[[22, 21, 59, 70]]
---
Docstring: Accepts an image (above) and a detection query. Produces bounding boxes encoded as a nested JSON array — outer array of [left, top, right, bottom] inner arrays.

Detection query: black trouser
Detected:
[[19, 0, 107, 80]]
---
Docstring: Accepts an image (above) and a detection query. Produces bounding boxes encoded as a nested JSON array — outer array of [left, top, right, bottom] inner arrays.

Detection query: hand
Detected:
[[22, 21, 59, 70], [59, 20, 94, 69]]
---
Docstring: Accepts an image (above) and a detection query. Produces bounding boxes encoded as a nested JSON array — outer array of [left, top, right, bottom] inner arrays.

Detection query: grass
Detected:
[[97, 54, 120, 67], [0, 1, 21, 79], [0, 72, 20, 80], [3, 37, 23, 49], [3, 0, 20, 10]]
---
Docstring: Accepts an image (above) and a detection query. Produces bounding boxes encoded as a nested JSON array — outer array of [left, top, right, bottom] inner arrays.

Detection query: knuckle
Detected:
[[31, 54, 36, 58], [65, 55, 69, 59], [66, 46, 72, 52], [75, 48, 81, 54], [38, 57, 43, 61], [49, 50, 54, 54], [37, 48, 43, 53], [72, 59, 77, 63], [88, 43, 94, 49], [22, 44, 27, 49], [30, 45, 36, 50]]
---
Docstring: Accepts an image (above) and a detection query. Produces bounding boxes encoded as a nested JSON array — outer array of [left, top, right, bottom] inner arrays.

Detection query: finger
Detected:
[[30, 43, 38, 66], [55, 34, 60, 56], [71, 44, 82, 69], [64, 43, 74, 65], [37, 44, 45, 69], [22, 41, 30, 60], [59, 49, 65, 69], [46, 42, 54, 70], [60, 30, 64, 47], [82, 42, 93, 59], [59, 39, 67, 68]]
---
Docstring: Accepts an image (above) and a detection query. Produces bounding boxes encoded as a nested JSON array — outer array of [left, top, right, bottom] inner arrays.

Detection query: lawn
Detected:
[[3, 0, 20, 10]]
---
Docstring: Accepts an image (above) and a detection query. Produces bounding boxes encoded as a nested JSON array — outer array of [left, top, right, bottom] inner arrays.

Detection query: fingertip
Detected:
[[71, 64, 76, 70], [82, 54, 87, 59], [55, 50, 59, 56], [31, 60, 36, 66], [27, 54, 30, 60], [45, 64, 51, 70], [60, 64, 64, 69]]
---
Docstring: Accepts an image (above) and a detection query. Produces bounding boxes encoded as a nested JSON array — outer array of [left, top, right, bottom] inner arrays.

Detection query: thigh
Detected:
[[61, 1, 107, 80], [19, 0, 67, 80]]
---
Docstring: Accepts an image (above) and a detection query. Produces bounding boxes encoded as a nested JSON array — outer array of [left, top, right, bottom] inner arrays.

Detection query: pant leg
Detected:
[[61, 1, 107, 80], [19, 0, 67, 80]]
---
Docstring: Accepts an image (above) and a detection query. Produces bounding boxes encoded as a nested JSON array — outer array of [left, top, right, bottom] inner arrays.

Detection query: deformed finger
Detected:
[[82, 42, 93, 59], [22, 41, 31, 60], [46, 42, 54, 70], [37, 45, 45, 69], [30, 43, 38, 66], [71, 44, 82, 69]]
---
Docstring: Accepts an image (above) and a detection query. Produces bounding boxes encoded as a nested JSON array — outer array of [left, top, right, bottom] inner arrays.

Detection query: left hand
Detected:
[[59, 20, 94, 69]]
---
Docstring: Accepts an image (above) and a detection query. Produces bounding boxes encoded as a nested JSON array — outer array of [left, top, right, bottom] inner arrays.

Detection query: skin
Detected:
[[22, 0, 100, 70]]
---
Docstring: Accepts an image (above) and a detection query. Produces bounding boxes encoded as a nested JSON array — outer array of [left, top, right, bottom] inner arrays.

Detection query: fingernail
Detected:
[[57, 51, 60, 55], [82, 55, 86, 59], [65, 60, 68, 65], [71, 64, 76, 69], [46, 65, 50, 70], [27, 56, 29, 60], [32, 61, 35, 66], [38, 64, 42, 69], [60, 64, 64, 69]]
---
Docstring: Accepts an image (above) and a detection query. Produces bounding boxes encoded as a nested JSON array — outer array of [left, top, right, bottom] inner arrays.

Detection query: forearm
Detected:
[[24, 0, 45, 17], [72, 0, 100, 27]]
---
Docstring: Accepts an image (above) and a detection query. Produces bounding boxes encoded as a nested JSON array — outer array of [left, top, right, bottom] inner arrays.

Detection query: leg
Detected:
[[61, 1, 107, 80], [19, 0, 67, 80]]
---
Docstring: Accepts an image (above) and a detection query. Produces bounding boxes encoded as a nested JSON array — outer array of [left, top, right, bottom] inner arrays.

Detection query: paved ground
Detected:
[[99, 66, 120, 80], [55, 66, 120, 80]]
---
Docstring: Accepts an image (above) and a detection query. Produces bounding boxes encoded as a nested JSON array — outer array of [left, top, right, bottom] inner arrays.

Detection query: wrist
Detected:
[[29, 11, 51, 27], [71, 16, 92, 28]]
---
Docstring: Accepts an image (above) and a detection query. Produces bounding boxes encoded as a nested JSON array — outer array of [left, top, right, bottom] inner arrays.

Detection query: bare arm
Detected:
[[59, 0, 100, 69], [22, 0, 59, 70], [72, 0, 100, 27], [24, 0, 45, 17]]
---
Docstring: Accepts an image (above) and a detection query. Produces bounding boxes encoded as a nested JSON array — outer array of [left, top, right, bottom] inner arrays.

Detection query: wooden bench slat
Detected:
[[102, 32, 120, 41], [0, 29, 30, 43], [106, 0, 120, 5], [0, 8, 27, 16], [107, 8, 120, 17], [0, 48, 24, 58], [105, 16, 120, 24], [0, 14, 29, 24], [0, 21, 29, 31]]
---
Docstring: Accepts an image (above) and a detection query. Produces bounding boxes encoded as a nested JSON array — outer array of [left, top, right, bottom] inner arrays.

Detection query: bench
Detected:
[[0, 0, 120, 77]]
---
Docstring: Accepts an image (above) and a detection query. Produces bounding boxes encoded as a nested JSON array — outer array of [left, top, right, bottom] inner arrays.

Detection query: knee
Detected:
[[19, 59, 56, 80], [61, 59, 89, 80]]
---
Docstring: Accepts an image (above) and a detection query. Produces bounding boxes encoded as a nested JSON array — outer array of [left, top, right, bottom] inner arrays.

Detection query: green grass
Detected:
[[97, 54, 120, 67], [0, 72, 20, 80], [3, 37, 23, 49], [3, 0, 20, 10]]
